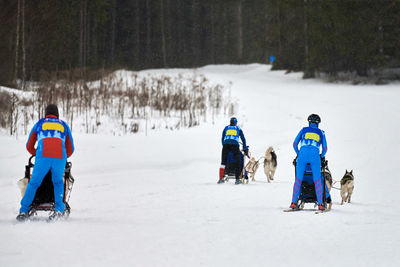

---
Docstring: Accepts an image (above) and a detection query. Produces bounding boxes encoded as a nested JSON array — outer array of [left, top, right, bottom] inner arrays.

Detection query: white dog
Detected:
[[264, 146, 277, 183], [245, 157, 259, 181], [340, 170, 354, 205]]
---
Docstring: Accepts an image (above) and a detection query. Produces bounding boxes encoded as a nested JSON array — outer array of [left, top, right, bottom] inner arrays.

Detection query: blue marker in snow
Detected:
[[269, 56, 275, 63]]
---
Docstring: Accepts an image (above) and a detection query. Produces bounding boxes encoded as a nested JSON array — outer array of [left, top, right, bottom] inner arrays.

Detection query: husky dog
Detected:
[[322, 164, 333, 192], [245, 157, 259, 181], [340, 170, 354, 205], [264, 146, 277, 183]]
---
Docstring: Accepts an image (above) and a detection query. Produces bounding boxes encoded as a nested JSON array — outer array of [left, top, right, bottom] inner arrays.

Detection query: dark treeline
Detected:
[[1, 0, 400, 86]]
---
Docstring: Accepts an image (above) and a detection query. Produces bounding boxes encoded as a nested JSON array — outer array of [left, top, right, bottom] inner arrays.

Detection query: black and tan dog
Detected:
[[322, 164, 333, 192], [340, 170, 354, 205]]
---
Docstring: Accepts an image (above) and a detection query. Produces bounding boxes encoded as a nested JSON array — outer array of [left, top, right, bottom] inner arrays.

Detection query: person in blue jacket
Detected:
[[290, 114, 327, 210], [16, 104, 75, 221], [218, 117, 248, 184]]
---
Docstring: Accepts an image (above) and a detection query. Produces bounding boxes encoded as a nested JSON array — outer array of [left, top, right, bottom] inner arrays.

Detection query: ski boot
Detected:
[[290, 202, 298, 210], [217, 179, 225, 184], [235, 179, 242, 185], [16, 212, 29, 222], [318, 203, 325, 211]]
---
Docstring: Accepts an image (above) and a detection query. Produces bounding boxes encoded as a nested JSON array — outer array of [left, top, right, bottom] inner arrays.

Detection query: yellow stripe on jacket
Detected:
[[42, 122, 65, 132]]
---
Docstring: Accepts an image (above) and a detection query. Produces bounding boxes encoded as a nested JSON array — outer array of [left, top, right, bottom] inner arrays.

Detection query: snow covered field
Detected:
[[1, 64, 399, 267]]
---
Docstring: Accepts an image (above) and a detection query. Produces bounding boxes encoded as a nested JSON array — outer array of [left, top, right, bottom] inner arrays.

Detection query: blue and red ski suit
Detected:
[[20, 115, 74, 213], [291, 123, 327, 205]]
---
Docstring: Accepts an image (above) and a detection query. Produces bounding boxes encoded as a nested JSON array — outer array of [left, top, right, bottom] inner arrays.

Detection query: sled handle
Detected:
[[28, 155, 35, 167]]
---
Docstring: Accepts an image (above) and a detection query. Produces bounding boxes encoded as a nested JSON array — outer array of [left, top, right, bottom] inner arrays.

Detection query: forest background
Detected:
[[1, 0, 400, 87]]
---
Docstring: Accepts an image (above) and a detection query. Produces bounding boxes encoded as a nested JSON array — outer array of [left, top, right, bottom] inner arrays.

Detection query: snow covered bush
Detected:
[[0, 71, 232, 135]]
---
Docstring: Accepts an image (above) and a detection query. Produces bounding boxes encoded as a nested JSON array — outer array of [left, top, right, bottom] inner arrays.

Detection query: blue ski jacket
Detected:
[[293, 123, 327, 157], [222, 125, 247, 147]]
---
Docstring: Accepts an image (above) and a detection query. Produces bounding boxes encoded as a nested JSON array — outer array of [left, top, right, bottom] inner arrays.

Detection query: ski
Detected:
[[283, 208, 301, 212], [315, 208, 331, 214]]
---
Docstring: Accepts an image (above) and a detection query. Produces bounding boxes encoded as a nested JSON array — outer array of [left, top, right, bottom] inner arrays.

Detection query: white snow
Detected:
[[1, 64, 399, 267]]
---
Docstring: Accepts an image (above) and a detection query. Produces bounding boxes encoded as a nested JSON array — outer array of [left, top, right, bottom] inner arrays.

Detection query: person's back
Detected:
[[218, 117, 248, 184], [17, 104, 74, 222], [27, 114, 74, 159], [290, 114, 327, 210]]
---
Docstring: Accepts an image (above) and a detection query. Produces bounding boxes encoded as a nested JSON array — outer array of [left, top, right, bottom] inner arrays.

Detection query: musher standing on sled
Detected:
[[290, 114, 327, 211], [16, 104, 74, 221], [218, 117, 248, 184]]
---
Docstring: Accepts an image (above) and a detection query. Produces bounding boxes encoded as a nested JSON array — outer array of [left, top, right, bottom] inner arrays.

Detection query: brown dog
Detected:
[[340, 170, 354, 205], [245, 157, 259, 181], [263, 146, 277, 183]]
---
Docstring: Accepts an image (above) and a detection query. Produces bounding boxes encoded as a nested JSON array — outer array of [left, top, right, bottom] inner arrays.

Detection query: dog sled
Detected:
[[223, 146, 249, 183], [17, 155, 75, 219], [285, 157, 332, 213]]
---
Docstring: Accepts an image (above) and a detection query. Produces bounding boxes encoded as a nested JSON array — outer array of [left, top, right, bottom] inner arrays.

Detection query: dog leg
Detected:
[[340, 189, 346, 205], [270, 168, 275, 181], [348, 187, 354, 203]]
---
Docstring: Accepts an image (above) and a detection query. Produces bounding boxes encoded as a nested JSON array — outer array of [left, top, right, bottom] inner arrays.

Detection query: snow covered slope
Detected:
[[1, 64, 399, 267]]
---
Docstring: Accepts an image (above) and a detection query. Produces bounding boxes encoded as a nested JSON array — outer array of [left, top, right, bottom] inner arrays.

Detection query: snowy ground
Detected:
[[1, 64, 399, 267]]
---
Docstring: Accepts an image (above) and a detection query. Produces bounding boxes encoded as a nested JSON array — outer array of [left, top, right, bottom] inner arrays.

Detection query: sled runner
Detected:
[[285, 158, 332, 213], [17, 155, 75, 219]]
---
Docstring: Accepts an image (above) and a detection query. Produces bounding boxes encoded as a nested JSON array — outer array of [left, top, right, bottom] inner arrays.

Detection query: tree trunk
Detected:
[[111, 0, 116, 67], [237, 0, 243, 62], [222, 6, 228, 62], [14, 0, 21, 84], [135, 0, 141, 68], [262, 1, 269, 63], [191, 0, 197, 65], [146, 0, 152, 64], [22, 0, 26, 89], [80, 1, 83, 68], [210, 2, 216, 64], [80, 0, 88, 76], [160, 0, 168, 67], [303, 0, 309, 67]]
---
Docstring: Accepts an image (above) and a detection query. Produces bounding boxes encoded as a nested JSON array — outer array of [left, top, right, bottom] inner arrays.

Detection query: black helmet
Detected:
[[230, 117, 237, 126], [45, 104, 59, 118], [308, 114, 321, 124]]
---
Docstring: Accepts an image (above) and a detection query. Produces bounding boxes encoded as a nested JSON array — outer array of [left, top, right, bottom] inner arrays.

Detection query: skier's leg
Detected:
[[232, 145, 241, 180], [20, 159, 51, 213], [291, 157, 306, 203], [50, 158, 67, 213], [325, 182, 331, 202], [310, 156, 323, 205], [219, 145, 229, 180]]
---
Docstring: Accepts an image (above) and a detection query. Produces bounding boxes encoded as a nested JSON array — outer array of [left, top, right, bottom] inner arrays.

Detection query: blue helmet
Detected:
[[230, 117, 237, 126]]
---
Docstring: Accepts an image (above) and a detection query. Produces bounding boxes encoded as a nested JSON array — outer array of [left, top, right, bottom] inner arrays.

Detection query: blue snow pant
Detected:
[[291, 146, 323, 205], [20, 157, 66, 213]]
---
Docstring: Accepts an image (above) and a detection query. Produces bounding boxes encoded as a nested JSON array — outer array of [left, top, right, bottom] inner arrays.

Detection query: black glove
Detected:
[[293, 156, 298, 166], [321, 156, 326, 167], [243, 146, 249, 156]]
